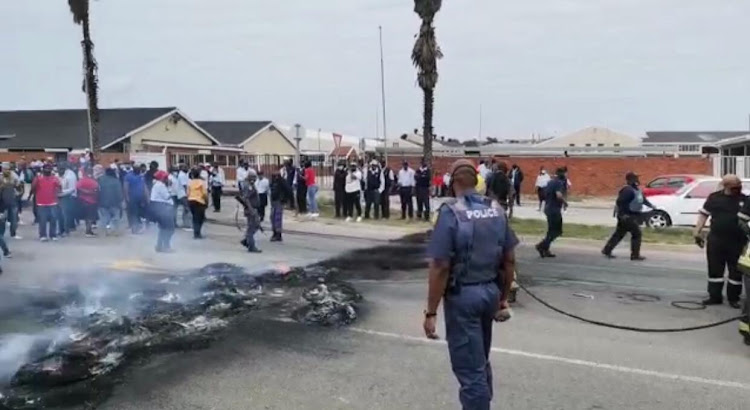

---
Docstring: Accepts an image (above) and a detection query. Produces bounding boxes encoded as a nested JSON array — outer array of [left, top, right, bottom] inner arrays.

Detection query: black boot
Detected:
[[270, 232, 281, 242]]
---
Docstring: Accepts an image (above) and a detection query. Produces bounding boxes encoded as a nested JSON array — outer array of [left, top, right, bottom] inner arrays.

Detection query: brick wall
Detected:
[[388, 155, 712, 197]]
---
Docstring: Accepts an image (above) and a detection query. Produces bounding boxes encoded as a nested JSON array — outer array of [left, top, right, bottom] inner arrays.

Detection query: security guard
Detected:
[[694, 174, 746, 308], [424, 159, 518, 410], [602, 171, 656, 260], [535, 167, 567, 258]]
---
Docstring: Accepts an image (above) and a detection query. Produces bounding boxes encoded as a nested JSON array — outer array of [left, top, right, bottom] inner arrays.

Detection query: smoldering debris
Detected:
[[0, 263, 360, 409]]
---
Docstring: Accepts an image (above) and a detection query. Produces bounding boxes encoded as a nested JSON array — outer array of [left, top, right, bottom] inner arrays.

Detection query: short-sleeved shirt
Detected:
[[76, 177, 99, 205], [544, 178, 565, 212], [427, 192, 519, 263], [125, 172, 146, 201], [700, 191, 746, 240], [33, 175, 61, 206]]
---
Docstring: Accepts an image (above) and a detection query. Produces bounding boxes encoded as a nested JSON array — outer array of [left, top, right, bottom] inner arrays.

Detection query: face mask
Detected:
[[730, 187, 742, 196]]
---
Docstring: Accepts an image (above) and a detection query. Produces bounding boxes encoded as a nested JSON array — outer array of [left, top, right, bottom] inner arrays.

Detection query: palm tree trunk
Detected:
[[422, 88, 434, 170], [81, 14, 100, 162]]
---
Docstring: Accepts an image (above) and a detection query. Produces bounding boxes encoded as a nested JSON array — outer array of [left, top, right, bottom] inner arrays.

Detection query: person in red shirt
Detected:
[[432, 173, 444, 197], [31, 164, 61, 241], [304, 161, 319, 217], [76, 168, 100, 237]]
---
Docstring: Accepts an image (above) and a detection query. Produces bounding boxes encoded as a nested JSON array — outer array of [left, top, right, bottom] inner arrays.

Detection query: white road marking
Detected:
[[348, 327, 750, 391]]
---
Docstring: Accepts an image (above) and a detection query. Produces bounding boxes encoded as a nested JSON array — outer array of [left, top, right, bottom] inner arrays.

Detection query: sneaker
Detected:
[[85, 233, 97, 238], [601, 250, 616, 259], [11, 235, 21, 240], [345, 217, 352, 222], [183, 228, 192, 232], [40, 237, 49, 242], [356, 216, 362, 223], [3, 253, 11, 259]]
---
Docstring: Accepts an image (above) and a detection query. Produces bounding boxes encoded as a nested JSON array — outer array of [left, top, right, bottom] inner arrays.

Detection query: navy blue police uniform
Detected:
[[427, 190, 519, 410]]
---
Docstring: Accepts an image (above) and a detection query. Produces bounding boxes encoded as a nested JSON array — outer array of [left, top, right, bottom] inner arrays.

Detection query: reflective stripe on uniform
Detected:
[[708, 277, 726, 283], [727, 278, 743, 286], [740, 321, 750, 334], [699, 208, 710, 216]]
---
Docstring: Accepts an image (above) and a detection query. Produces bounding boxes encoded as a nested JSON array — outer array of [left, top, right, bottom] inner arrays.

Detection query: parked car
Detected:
[[645, 177, 750, 228], [641, 174, 708, 197]]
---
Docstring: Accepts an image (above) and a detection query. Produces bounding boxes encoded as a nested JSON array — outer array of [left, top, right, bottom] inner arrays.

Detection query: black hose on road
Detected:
[[516, 282, 743, 333]]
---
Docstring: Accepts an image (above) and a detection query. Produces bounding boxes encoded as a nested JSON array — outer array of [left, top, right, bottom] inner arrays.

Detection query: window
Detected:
[[614, 143, 621, 147], [228, 155, 238, 166], [569, 143, 575, 147], [646, 178, 668, 188], [666, 177, 687, 188], [215, 155, 228, 166], [684, 181, 720, 199], [585, 143, 591, 147], [597, 143, 604, 147]]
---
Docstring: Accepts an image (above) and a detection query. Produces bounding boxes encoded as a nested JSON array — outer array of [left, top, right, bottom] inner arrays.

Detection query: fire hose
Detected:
[[514, 280, 743, 333]]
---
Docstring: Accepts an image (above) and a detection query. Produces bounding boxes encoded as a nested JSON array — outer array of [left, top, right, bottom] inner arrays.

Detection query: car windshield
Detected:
[[675, 183, 695, 195]]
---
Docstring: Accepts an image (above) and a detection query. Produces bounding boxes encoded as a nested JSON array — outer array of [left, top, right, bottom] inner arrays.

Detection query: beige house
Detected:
[[197, 121, 298, 171], [535, 126, 641, 148]]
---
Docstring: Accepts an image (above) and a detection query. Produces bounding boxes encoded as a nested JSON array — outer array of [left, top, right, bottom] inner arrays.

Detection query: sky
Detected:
[[2, 0, 750, 140]]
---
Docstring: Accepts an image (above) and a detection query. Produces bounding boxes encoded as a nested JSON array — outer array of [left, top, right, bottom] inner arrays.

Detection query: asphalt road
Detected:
[[94, 236, 749, 409]]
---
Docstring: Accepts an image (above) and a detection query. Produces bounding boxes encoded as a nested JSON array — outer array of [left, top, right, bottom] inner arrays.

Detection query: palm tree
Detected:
[[411, 0, 443, 170], [68, 0, 100, 162]]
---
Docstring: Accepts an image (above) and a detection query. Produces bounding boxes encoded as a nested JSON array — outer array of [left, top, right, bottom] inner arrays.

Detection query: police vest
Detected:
[[367, 169, 381, 190], [443, 195, 507, 285], [628, 186, 645, 213]]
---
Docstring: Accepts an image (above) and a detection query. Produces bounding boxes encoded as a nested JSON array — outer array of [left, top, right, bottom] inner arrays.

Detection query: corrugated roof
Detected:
[[643, 131, 749, 144], [196, 121, 272, 146], [0, 107, 176, 150]]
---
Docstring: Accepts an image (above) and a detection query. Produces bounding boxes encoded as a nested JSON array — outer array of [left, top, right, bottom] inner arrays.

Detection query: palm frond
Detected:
[[414, 0, 442, 20], [68, 0, 88, 25]]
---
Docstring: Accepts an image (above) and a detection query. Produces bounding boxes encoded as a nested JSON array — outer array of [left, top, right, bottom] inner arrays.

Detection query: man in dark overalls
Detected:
[[602, 172, 656, 261], [694, 174, 746, 307], [415, 160, 431, 222], [380, 160, 394, 219], [424, 159, 518, 410]]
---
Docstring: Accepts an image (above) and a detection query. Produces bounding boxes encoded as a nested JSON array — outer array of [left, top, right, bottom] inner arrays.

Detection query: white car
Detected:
[[645, 177, 750, 228]]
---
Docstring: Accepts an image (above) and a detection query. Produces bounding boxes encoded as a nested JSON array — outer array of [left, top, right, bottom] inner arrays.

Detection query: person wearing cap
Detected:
[[237, 169, 262, 252], [414, 159, 432, 222], [364, 160, 385, 220], [150, 170, 175, 252], [694, 174, 746, 308], [380, 160, 395, 219], [424, 159, 518, 410], [303, 161, 319, 218], [209, 162, 225, 213], [31, 163, 61, 241], [333, 161, 348, 218], [344, 162, 363, 222], [535, 167, 568, 258], [601, 171, 656, 261], [269, 169, 292, 242], [75, 167, 99, 237], [187, 168, 209, 239], [397, 161, 415, 220]]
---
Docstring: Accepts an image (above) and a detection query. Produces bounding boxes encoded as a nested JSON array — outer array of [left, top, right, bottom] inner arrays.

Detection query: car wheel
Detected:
[[647, 211, 671, 229]]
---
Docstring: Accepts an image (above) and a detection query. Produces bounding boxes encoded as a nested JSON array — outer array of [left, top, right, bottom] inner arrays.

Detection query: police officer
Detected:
[[693, 174, 746, 308], [415, 160, 432, 222], [380, 160, 394, 219], [602, 172, 656, 260], [535, 167, 567, 258], [424, 159, 518, 410]]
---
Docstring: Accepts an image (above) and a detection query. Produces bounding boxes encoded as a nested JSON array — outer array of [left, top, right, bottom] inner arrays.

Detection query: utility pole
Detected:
[[479, 104, 483, 140], [379, 26, 388, 163], [294, 124, 302, 167]]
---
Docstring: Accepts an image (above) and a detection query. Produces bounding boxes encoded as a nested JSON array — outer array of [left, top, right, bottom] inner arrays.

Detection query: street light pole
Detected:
[[379, 26, 388, 164], [294, 124, 302, 167]]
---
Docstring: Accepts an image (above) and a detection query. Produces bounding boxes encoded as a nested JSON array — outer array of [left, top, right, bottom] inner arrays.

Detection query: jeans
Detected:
[[4, 206, 18, 237], [127, 199, 146, 233], [37, 205, 57, 239], [57, 196, 74, 235], [151, 202, 175, 251], [175, 197, 192, 229], [211, 186, 222, 211], [0, 216, 10, 256], [364, 190, 381, 219], [306, 185, 319, 214], [98, 206, 121, 232]]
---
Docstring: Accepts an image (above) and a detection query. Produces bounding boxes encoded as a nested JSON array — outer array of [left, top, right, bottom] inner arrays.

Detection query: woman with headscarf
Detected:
[[150, 170, 175, 252]]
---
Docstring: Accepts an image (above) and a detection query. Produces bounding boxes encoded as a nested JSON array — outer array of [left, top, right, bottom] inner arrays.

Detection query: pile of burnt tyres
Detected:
[[0, 263, 361, 410]]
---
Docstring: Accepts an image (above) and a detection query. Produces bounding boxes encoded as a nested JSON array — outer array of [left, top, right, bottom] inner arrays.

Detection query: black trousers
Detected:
[[399, 187, 414, 219], [380, 189, 391, 219], [536, 187, 545, 209], [211, 186, 222, 211], [258, 193, 268, 222], [344, 191, 362, 218], [603, 215, 642, 257], [189, 200, 206, 238], [538, 209, 563, 250], [296, 186, 307, 214], [415, 186, 430, 221], [364, 190, 381, 219], [514, 184, 522, 205], [706, 234, 745, 302], [334, 189, 345, 218]]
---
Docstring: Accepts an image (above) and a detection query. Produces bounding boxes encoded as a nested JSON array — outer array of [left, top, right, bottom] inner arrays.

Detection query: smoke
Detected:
[[0, 328, 73, 385]]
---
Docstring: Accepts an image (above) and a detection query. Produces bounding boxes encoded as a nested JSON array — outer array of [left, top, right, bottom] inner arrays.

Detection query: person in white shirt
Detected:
[[344, 163, 363, 222], [209, 162, 225, 212], [57, 163, 78, 236], [397, 161, 415, 219], [149, 171, 175, 253], [535, 167, 551, 211], [478, 160, 491, 181], [442, 171, 452, 197], [176, 164, 191, 229], [364, 160, 385, 219], [236, 162, 249, 191], [254, 170, 270, 222]]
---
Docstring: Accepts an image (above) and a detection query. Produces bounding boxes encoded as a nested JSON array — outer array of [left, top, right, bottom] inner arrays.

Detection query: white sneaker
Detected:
[[18, 220, 25, 226], [40, 237, 49, 242], [183, 228, 192, 232], [356, 216, 362, 222], [12, 235, 21, 240], [345, 217, 352, 222]]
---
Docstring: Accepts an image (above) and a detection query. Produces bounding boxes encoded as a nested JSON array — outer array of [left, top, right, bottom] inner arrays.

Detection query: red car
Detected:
[[641, 174, 709, 197]]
